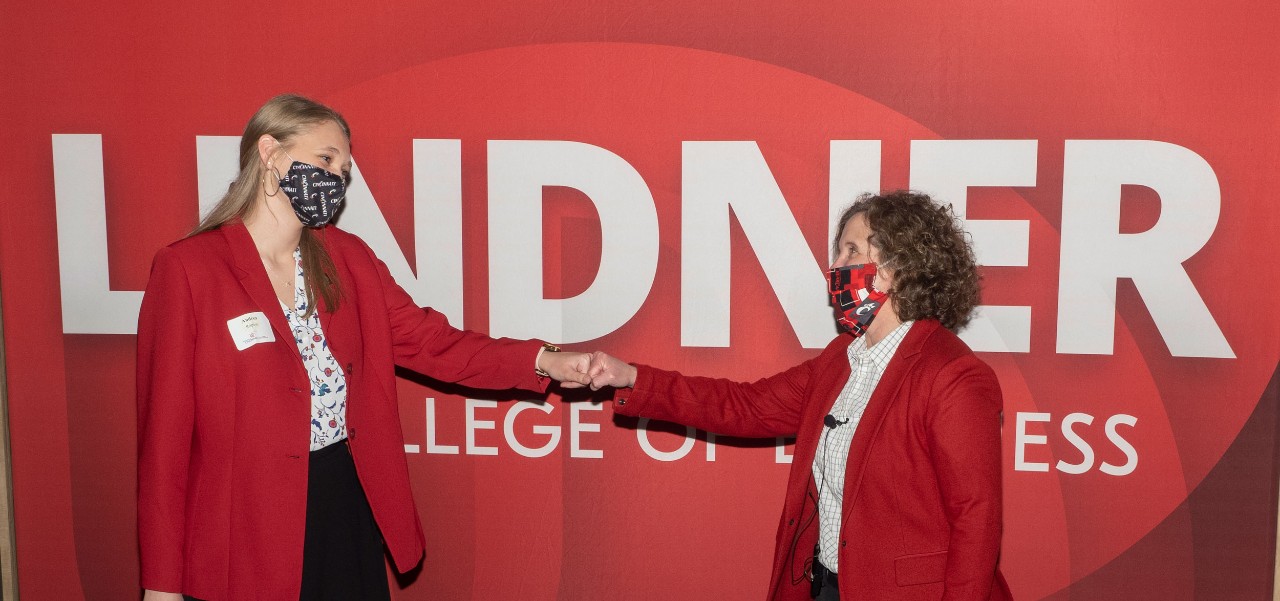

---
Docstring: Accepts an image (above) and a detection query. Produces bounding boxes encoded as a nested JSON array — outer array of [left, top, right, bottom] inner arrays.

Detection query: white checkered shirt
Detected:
[[812, 321, 913, 572]]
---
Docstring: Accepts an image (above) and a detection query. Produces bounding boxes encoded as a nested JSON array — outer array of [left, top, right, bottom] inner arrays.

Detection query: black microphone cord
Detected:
[[788, 414, 847, 587]]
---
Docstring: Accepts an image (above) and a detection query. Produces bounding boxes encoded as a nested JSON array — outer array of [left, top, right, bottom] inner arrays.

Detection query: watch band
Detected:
[[534, 342, 562, 378]]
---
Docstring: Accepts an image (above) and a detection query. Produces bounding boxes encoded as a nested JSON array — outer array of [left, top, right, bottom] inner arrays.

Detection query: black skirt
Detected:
[[297, 439, 391, 601], [187, 440, 390, 601]]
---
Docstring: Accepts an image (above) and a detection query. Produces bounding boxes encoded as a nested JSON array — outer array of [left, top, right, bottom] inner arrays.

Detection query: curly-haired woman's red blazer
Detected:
[[613, 320, 1011, 601]]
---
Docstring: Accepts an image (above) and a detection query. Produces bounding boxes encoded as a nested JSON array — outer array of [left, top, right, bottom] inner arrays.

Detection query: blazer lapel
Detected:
[[220, 221, 298, 350], [840, 321, 935, 523], [314, 227, 357, 372]]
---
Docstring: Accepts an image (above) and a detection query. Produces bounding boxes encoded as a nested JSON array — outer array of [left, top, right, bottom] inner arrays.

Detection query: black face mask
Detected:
[[276, 151, 347, 227]]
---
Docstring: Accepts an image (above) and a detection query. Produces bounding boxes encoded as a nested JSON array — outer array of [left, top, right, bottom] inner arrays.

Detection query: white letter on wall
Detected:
[[504, 400, 560, 458], [337, 141, 465, 324], [195, 135, 240, 221], [570, 403, 604, 459], [53, 134, 143, 334], [682, 141, 832, 349], [1100, 414, 1139, 476], [636, 418, 696, 462], [465, 399, 499, 456], [1014, 412, 1051, 472], [425, 398, 460, 454], [775, 438, 794, 464], [910, 139, 1036, 353], [828, 141, 882, 252], [487, 140, 659, 342], [1059, 140, 1232, 358]]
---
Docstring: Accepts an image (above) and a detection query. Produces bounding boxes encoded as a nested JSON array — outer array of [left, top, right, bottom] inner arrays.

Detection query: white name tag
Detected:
[[227, 312, 276, 350]]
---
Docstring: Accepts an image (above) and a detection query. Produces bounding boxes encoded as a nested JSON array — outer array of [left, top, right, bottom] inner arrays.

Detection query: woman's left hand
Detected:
[[538, 351, 593, 388]]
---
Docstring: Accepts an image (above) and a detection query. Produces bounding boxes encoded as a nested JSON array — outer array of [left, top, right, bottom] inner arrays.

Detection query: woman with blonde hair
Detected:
[[138, 94, 591, 601]]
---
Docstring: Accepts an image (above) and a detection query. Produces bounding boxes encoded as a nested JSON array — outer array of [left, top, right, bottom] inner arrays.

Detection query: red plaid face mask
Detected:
[[828, 263, 889, 338]]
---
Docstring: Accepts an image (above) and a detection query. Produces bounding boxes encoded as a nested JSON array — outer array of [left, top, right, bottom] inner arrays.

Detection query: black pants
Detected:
[[813, 560, 840, 601], [185, 440, 389, 601]]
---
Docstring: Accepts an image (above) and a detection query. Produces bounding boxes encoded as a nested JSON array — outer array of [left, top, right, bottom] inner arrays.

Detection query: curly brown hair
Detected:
[[834, 190, 981, 330]]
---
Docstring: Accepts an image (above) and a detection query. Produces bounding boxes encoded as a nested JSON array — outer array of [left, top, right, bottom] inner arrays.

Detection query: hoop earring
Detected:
[[262, 166, 282, 197]]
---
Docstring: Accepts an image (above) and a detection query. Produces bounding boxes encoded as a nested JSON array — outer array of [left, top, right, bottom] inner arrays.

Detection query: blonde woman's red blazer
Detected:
[[137, 222, 548, 600]]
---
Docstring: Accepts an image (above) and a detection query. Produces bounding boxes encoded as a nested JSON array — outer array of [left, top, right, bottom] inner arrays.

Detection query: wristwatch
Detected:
[[534, 342, 561, 378]]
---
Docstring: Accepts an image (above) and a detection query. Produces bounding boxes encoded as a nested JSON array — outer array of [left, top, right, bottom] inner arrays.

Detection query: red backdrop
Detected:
[[2, 2, 1279, 599]]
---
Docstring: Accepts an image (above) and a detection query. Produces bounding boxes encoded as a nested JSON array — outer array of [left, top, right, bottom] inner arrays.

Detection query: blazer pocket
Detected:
[[894, 550, 948, 586]]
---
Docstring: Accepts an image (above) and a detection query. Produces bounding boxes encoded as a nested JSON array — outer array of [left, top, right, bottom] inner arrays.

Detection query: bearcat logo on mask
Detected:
[[827, 263, 888, 338]]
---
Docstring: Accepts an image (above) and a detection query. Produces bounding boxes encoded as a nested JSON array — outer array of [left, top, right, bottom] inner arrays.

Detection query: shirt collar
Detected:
[[850, 320, 914, 371]]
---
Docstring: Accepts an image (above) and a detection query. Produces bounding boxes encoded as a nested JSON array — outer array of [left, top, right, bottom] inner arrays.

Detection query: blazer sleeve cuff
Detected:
[[610, 364, 650, 416]]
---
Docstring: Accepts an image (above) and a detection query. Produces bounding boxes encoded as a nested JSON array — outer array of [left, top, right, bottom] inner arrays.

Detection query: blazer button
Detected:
[[841, 540, 846, 548], [617, 398, 627, 406], [349, 427, 356, 440], [788, 518, 795, 526]]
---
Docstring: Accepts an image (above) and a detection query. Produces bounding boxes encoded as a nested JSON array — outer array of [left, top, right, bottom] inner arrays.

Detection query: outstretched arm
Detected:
[[356, 237, 586, 390], [586, 350, 825, 439]]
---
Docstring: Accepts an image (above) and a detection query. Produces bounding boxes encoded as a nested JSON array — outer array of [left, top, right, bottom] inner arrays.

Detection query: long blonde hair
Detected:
[[193, 94, 348, 316]]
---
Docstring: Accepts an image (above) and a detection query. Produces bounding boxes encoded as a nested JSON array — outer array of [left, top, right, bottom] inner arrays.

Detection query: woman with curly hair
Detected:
[[589, 190, 1011, 601]]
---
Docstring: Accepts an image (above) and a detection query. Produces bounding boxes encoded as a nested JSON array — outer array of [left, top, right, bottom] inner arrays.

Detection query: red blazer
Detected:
[[137, 222, 548, 601], [613, 321, 1011, 601]]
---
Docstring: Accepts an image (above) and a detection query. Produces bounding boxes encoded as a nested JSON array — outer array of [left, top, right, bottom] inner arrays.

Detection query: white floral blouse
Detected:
[[279, 248, 347, 451]]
